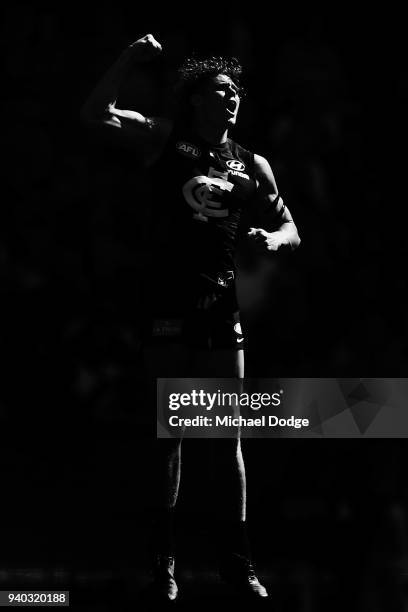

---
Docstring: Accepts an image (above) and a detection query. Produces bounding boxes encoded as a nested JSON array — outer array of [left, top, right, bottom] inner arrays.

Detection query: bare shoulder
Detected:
[[253, 153, 273, 175], [253, 153, 278, 191]]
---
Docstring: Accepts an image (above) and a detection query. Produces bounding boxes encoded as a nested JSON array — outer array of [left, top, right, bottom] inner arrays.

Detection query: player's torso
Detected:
[[149, 127, 257, 274]]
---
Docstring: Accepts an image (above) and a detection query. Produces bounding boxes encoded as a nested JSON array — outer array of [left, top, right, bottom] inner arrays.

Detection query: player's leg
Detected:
[[144, 341, 189, 602], [144, 344, 187, 514], [191, 310, 268, 599], [190, 340, 246, 522], [144, 341, 188, 512]]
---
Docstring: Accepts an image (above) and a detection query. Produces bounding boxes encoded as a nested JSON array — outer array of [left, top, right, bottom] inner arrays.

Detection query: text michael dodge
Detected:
[[167, 415, 310, 429]]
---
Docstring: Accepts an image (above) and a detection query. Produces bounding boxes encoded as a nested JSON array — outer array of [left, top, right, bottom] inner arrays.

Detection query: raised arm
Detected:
[[80, 34, 173, 164], [248, 154, 301, 251]]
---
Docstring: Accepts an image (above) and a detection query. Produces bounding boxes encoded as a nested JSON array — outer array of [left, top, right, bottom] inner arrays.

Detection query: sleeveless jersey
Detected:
[[144, 126, 257, 314]]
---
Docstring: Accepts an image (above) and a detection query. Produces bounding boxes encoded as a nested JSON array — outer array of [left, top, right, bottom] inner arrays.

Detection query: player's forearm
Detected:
[[261, 201, 301, 250], [80, 50, 133, 122], [275, 222, 301, 250]]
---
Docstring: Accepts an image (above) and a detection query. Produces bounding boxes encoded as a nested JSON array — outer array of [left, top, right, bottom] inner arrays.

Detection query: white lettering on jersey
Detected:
[[229, 170, 250, 180], [176, 142, 201, 159]]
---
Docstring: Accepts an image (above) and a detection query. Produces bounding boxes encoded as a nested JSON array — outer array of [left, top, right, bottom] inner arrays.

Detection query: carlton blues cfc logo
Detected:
[[182, 167, 234, 222]]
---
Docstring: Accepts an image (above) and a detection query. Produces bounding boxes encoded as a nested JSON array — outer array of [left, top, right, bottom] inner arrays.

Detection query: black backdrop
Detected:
[[1, 3, 407, 609]]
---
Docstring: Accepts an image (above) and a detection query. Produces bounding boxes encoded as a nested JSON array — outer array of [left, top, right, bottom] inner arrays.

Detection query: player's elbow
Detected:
[[290, 229, 301, 250]]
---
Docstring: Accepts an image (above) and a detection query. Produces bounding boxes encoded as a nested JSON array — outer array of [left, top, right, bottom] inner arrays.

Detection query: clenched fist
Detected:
[[125, 33, 162, 62], [248, 227, 289, 252]]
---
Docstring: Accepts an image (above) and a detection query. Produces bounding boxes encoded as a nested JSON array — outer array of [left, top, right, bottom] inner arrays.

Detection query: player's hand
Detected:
[[124, 34, 162, 62], [248, 228, 289, 252]]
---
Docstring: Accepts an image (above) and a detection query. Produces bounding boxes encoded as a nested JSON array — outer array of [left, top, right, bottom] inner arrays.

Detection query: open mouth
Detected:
[[226, 99, 237, 114]]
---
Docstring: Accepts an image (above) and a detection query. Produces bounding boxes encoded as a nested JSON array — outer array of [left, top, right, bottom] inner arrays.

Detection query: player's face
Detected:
[[198, 74, 241, 126]]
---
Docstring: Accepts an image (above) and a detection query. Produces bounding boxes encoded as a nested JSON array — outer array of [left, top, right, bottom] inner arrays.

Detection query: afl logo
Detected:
[[226, 159, 245, 171], [176, 141, 201, 159]]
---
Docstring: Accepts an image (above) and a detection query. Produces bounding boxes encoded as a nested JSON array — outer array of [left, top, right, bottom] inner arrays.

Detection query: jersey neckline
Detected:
[[193, 133, 231, 152]]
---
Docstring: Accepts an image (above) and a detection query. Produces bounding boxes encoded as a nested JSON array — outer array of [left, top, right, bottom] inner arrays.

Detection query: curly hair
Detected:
[[176, 55, 245, 98]]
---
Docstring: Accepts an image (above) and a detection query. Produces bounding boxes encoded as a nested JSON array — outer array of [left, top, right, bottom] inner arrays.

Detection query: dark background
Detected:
[[1, 3, 407, 610]]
